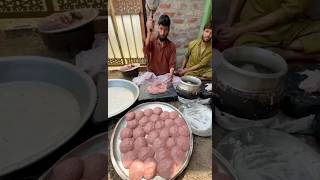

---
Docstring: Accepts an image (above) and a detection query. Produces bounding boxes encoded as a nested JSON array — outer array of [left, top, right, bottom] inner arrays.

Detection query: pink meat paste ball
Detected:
[[134, 137, 147, 150], [152, 138, 165, 150], [153, 107, 163, 115], [139, 116, 149, 127], [127, 119, 138, 129], [129, 160, 144, 180], [171, 146, 186, 164], [143, 122, 155, 134], [160, 111, 169, 120], [138, 146, 154, 161], [121, 150, 137, 169], [169, 111, 179, 119], [178, 125, 189, 137], [149, 114, 160, 122], [143, 108, 153, 117], [157, 158, 174, 179], [146, 131, 159, 144], [120, 138, 134, 153], [165, 119, 174, 127], [155, 148, 171, 162], [133, 127, 145, 138], [176, 136, 190, 152], [125, 112, 135, 121], [134, 111, 144, 120], [120, 128, 133, 140], [155, 121, 164, 130], [174, 117, 186, 127], [169, 126, 179, 137], [143, 158, 157, 180], [159, 128, 170, 140], [166, 137, 176, 148]]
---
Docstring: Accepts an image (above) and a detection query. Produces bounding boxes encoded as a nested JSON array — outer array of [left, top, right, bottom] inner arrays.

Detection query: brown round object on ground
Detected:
[[169, 111, 179, 119], [50, 157, 84, 180], [178, 125, 189, 137], [133, 127, 146, 138], [153, 107, 163, 115], [125, 112, 135, 121], [157, 158, 174, 179], [139, 116, 149, 126], [159, 128, 170, 140], [129, 160, 145, 180], [121, 150, 138, 169], [143, 158, 157, 180], [169, 126, 179, 137], [171, 146, 186, 164], [134, 137, 147, 150], [146, 131, 159, 144], [143, 122, 155, 134], [166, 137, 176, 148], [82, 153, 107, 180], [155, 147, 171, 162], [149, 114, 160, 122], [160, 111, 169, 120], [120, 128, 133, 140], [155, 121, 164, 130], [138, 146, 154, 161], [176, 136, 190, 152], [120, 138, 134, 153], [135, 111, 144, 120], [127, 119, 138, 129], [144, 108, 153, 117], [174, 117, 186, 127], [165, 119, 174, 127], [152, 138, 165, 150]]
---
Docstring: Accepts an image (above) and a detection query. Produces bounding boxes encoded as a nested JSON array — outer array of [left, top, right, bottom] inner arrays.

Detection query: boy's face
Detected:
[[158, 24, 170, 41], [202, 28, 212, 42]]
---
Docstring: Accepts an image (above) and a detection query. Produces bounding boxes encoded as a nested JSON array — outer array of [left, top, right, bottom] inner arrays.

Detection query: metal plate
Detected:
[[110, 102, 194, 180], [38, 132, 107, 180], [216, 128, 320, 180], [108, 79, 139, 118]]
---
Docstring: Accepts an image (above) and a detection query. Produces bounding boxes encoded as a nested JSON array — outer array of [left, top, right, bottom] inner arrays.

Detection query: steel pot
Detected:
[[213, 46, 288, 119], [176, 76, 202, 99]]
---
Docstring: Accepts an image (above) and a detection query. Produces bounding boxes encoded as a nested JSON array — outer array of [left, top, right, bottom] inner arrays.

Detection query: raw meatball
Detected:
[[50, 157, 83, 180], [125, 112, 135, 121], [169, 126, 179, 137], [129, 160, 144, 180], [133, 127, 145, 138], [153, 107, 163, 115], [174, 117, 186, 127], [149, 114, 160, 122], [82, 153, 107, 180], [166, 137, 176, 148], [160, 111, 169, 120], [144, 108, 153, 117], [127, 119, 138, 129], [143, 158, 157, 180], [176, 136, 190, 152], [165, 119, 174, 127], [120, 128, 133, 140], [153, 138, 165, 149], [155, 121, 164, 130], [134, 137, 147, 150], [146, 131, 159, 144], [169, 111, 179, 119], [171, 146, 186, 164], [178, 125, 189, 137], [139, 116, 149, 126], [157, 158, 174, 179], [138, 146, 154, 161], [120, 138, 134, 153], [159, 129, 170, 140], [155, 148, 171, 162], [135, 111, 144, 120], [143, 122, 155, 134], [121, 150, 137, 169]]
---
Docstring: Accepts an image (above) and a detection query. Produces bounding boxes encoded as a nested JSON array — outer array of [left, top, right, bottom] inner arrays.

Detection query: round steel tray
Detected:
[[110, 102, 194, 180]]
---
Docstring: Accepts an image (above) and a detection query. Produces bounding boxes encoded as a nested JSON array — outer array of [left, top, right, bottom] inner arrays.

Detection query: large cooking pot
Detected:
[[0, 56, 96, 176], [176, 75, 202, 99], [213, 47, 288, 119]]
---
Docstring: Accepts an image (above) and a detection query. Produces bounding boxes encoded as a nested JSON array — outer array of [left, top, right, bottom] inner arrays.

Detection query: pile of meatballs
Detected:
[[119, 107, 191, 180]]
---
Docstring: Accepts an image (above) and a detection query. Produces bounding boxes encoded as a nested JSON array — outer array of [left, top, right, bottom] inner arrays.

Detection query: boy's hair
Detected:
[[203, 21, 213, 30], [158, 14, 171, 27]]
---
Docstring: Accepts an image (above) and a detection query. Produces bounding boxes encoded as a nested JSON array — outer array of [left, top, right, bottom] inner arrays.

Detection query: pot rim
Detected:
[[222, 46, 288, 79], [180, 75, 202, 87]]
